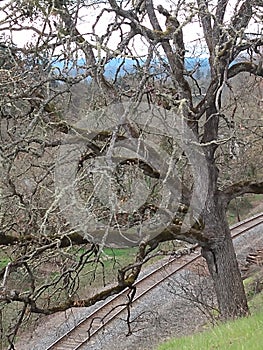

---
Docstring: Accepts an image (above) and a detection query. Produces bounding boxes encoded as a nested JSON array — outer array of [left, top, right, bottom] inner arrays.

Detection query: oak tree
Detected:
[[0, 0, 263, 346]]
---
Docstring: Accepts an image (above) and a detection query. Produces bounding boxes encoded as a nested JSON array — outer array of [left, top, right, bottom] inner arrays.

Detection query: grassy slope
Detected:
[[157, 309, 263, 350], [157, 275, 263, 350]]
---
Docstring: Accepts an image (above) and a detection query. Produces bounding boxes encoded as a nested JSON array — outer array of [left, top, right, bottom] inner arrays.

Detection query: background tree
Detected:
[[0, 0, 263, 347]]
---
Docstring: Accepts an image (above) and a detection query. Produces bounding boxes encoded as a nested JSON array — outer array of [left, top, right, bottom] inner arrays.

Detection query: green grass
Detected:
[[157, 308, 263, 350], [98, 247, 137, 269], [103, 247, 137, 259], [0, 256, 10, 269], [158, 269, 263, 350], [249, 291, 263, 312]]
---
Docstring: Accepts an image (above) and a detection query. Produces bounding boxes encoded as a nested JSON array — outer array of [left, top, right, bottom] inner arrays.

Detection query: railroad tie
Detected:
[[246, 249, 263, 266]]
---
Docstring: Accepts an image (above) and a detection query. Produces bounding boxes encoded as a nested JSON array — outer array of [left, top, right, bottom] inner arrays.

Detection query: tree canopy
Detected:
[[0, 0, 263, 347]]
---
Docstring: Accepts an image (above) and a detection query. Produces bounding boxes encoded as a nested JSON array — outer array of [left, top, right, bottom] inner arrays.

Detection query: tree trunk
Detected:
[[199, 133, 249, 319], [202, 215, 249, 319]]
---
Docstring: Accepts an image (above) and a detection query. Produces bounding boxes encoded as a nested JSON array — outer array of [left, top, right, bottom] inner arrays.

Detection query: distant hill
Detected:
[[52, 57, 210, 80]]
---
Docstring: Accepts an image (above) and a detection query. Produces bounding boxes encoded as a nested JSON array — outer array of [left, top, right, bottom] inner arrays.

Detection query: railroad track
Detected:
[[46, 212, 263, 350]]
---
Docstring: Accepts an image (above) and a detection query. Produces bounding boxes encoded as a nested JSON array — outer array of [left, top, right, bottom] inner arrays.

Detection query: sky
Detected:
[[0, 0, 262, 58]]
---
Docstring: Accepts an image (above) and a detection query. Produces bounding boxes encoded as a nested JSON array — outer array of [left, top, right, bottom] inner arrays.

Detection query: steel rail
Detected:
[[45, 212, 263, 350]]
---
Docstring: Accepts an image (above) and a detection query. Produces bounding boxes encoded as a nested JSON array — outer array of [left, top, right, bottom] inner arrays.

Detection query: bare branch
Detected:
[[223, 180, 263, 202], [196, 0, 213, 53], [213, 0, 228, 44], [230, 0, 253, 34], [228, 61, 263, 78]]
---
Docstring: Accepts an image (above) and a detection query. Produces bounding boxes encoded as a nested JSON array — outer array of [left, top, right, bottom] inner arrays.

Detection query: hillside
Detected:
[[157, 265, 263, 350]]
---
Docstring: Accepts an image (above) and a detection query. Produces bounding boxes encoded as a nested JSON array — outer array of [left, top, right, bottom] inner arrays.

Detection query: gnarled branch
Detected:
[[228, 61, 263, 78], [223, 180, 263, 203]]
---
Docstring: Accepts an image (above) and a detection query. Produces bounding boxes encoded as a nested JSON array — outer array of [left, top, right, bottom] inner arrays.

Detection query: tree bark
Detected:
[[202, 210, 249, 319], [199, 154, 249, 319]]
